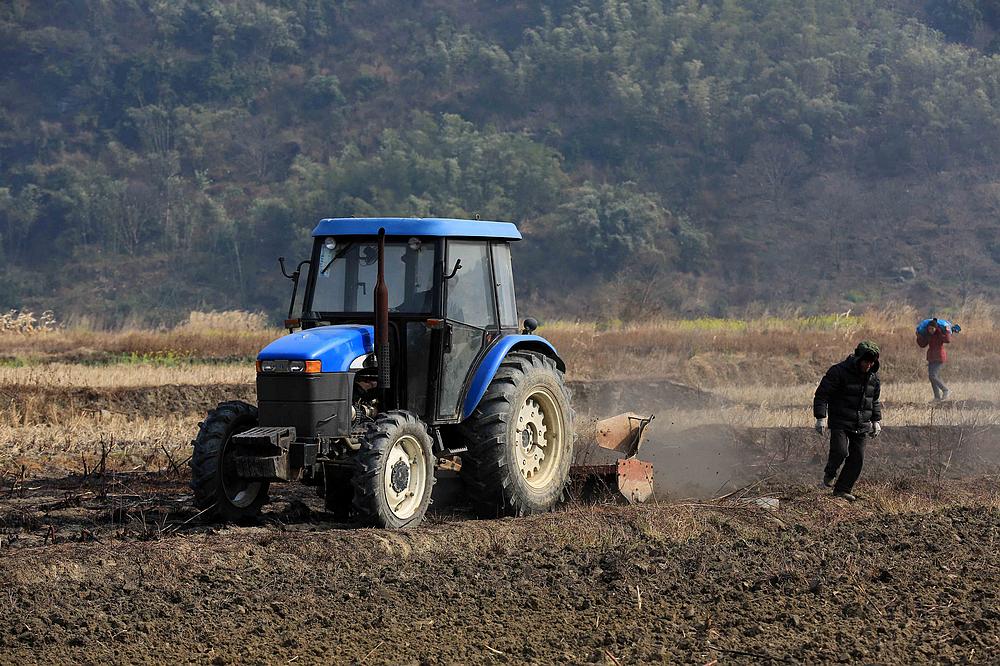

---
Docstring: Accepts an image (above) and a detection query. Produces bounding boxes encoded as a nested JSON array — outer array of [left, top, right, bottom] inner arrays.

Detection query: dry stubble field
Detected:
[[1, 309, 999, 664]]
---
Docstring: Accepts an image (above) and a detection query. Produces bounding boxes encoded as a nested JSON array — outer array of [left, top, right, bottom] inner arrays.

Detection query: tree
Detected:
[[554, 182, 673, 273], [924, 0, 982, 41], [0, 185, 39, 259], [675, 216, 712, 274]]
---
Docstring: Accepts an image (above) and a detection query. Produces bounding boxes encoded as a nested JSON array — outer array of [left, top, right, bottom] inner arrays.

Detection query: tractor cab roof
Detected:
[[312, 217, 521, 241]]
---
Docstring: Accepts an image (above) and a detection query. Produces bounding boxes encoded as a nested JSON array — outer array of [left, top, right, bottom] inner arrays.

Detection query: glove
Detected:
[[871, 421, 882, 438], [814, 418, 825, 435]]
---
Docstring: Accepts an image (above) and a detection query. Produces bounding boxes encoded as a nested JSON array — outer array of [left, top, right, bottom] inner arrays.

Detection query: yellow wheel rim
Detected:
[[514, 388, 565, 490]]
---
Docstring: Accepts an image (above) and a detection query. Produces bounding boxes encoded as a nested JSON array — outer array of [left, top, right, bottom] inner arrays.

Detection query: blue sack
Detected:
[[916, 318, 961, 335]]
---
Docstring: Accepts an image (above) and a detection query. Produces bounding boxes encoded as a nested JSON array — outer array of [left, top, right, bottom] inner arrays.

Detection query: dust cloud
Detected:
[[569, 378, 749, 498], [568, 378, 1000, 499]]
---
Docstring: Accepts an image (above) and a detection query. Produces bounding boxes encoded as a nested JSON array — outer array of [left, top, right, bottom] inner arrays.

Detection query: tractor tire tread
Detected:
[[350, 410, 436, 529], [461, 351, 574, 518], [189, 400, 269, 521]]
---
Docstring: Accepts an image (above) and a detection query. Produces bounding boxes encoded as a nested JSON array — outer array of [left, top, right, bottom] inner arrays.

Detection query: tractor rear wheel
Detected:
[[462, 351, 574, 517], [351, 411, 436, 529], [190, 400, 270, 522]]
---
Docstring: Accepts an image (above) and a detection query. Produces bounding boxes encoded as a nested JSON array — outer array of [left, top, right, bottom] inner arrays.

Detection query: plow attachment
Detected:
[[570, 413, 656, 504]]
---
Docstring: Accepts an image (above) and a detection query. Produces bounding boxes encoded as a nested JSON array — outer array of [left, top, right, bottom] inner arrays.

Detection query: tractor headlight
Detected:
[[256, 359, 321, 373], [324, 236, 337, 251]]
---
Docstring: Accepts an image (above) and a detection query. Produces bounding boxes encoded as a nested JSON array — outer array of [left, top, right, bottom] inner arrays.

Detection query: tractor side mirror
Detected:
[[278, 256, 311, 331], [522, 317, 538, 334]]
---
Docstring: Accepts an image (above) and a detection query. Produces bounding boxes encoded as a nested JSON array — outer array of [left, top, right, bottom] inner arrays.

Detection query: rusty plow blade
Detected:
[[571, 413, 656, 504]]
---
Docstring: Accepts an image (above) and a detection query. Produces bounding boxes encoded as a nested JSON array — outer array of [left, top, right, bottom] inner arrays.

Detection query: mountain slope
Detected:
[[1, 0, 999, 321]]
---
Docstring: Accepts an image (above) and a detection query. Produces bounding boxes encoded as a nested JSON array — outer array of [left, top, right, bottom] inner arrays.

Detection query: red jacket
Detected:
[[917, 328, 951, 363]]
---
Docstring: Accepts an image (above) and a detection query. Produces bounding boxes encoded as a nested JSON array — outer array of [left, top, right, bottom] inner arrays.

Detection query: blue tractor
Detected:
[[190, 218, 574, 528]]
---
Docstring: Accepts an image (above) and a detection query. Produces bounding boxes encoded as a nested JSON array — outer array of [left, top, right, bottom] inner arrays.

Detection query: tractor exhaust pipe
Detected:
[[374, 228, 391, 393]]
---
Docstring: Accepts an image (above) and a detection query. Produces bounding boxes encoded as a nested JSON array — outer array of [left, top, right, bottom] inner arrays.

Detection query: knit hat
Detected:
[[854, 340, 880, 360]]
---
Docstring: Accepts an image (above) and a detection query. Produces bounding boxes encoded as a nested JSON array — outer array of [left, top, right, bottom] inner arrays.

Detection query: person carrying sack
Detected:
[[916, 318, 952, 401], [813, 341, 882, 502]]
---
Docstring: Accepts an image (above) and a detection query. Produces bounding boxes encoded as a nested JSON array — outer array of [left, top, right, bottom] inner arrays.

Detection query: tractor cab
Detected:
[[191, 218, 572, 529], [295, 218, 523, 425]]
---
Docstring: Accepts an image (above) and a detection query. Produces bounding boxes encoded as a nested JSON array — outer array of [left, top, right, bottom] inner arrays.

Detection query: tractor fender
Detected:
[[461, 334, 564, 420]]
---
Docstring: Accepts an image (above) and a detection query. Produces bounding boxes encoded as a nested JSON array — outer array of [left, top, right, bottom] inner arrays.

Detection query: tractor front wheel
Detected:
[[462, 351, 574, 517], [190, 400, 270, 522], [351, 411, 436, 529]]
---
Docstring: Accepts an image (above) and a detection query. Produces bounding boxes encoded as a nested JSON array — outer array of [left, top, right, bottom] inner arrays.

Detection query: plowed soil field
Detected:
[[2, 378, 999, 664]]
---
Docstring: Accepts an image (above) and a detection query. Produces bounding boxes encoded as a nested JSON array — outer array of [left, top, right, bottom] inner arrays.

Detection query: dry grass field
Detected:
[[545, 301, 1000, 385], [1, 306, 997, 479], [1, 307, 999, 664]]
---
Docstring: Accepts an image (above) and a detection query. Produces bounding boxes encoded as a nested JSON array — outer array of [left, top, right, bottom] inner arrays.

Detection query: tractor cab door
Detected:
[[436, 240, 498, 421]]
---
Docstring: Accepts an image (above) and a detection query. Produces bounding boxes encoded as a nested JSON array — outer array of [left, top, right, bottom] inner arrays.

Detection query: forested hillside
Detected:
[[2, 0, 1000, 322]]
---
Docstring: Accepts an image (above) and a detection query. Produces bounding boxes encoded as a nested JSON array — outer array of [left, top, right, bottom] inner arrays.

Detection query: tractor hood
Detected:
[[257, 325, 373, 372]]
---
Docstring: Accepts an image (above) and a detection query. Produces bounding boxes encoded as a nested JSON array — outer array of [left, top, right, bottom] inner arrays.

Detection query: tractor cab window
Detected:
[[311, 237, 434, 314], [491, 242, 517, 329], [444, 241, 496, 328]]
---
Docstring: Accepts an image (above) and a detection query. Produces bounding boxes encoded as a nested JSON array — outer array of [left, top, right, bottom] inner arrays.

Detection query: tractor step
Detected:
[[232, 426, 297, 450]]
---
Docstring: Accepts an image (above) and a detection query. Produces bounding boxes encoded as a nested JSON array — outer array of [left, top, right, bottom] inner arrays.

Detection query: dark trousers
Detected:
[[824, 430, 866, 493], [928, 362, 948, 399]]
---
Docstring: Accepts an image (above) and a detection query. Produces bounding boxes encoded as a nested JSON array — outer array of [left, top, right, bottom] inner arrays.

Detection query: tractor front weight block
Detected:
[[232, 426, 317, 481]]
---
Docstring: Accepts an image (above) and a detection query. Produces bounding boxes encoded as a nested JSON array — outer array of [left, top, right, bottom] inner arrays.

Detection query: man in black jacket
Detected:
[[813, 340, 882, 501]]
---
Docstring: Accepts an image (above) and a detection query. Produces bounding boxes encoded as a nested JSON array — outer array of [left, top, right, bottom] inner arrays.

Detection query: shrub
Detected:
[[0, 309, 58, 335]]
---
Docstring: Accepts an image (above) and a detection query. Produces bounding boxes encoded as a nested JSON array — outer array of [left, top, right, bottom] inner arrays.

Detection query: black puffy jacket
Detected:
[[813, 355, 882, 433]]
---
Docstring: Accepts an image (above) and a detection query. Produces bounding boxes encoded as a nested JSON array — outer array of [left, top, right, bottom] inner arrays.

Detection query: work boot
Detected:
[[942, 389, 951, 400], [820, 473, 836, 488], [832, 490, 858, 502]]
